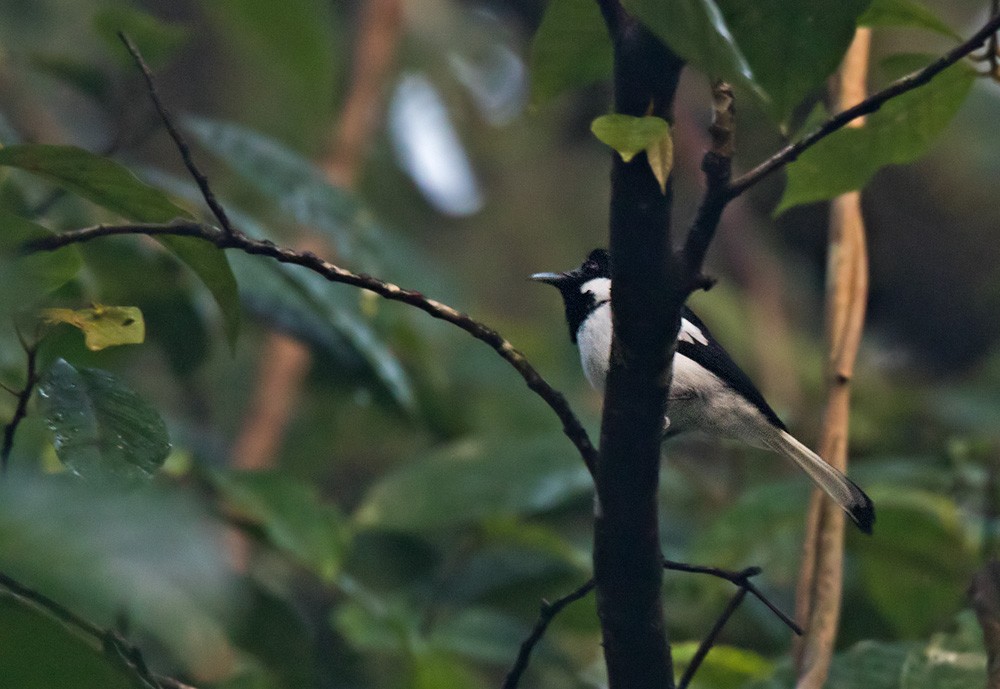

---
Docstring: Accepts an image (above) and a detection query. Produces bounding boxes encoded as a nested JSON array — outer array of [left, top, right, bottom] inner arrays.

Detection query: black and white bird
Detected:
[[531, 248, 874, 534]]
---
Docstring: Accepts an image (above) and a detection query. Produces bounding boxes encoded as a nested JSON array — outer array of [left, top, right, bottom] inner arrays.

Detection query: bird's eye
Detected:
[[584, 260, 597, 272]]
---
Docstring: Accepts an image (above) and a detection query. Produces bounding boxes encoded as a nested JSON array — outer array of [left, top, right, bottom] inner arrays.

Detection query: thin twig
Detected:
[[502, 579, 595, 689], [727, 10, 1000, 199], [677, 587, 749, 689], [24, 223, 600, 475], [1, 343, 38, 473], [663, 559, 802, 635], [0, 572, 192, 688], [117, 32, 238, 238]]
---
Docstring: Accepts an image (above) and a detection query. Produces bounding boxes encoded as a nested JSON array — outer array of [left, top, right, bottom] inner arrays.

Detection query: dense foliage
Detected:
[[1, 0, 999, 688]]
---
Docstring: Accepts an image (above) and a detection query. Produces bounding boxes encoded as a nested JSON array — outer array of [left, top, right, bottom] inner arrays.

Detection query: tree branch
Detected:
[[726, 10, 1000, 199], [593, 6, 685, 688], [502, 579, 595, 689], [677, 587, 749, 689], [1, 341, 39, 474], [23, 223, 599, 474], [0, 571, 195, 689], [663, 560, 802, 635], [118, 33, 238, 238]]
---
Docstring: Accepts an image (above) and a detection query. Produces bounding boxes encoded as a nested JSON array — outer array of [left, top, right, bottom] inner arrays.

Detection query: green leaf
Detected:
[[209, 470, 348, 582], [0, 144, 188, 222], [777, 62, 975, 213], [859, 0, 961, 40], [621, 0, 759, 96], [0, 473, 237, 681], [717, 0, 872, 122], [0, 210, 82, 311], [354, 434, 592, 532], [591, 114, 670, 163], [0, 145, 240, 347], [42, 305, 145, 351], [0, 591, 145, 689], [92, 6, 190, 70], [157, 235, 241, 349], [855, 489, 976, 637], [672, 643, 773, 689], [37, 359, 171, 481], [233, 252, 416, 411], [530, 0, 613, 105], [181, 116, 365, 259]]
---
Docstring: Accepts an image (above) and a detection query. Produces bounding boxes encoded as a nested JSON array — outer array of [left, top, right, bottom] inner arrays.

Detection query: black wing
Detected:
[[677, 307, 787, 432]]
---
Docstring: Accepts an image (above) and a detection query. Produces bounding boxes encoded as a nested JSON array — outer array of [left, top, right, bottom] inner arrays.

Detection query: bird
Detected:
[[531, 248, 875, 534]]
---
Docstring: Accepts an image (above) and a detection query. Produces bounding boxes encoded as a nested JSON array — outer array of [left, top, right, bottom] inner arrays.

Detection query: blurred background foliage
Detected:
[[0, 0, 1000, 687]]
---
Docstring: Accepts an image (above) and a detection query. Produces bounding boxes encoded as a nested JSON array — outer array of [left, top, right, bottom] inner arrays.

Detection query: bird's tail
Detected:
[[765, 430, 875, 534]]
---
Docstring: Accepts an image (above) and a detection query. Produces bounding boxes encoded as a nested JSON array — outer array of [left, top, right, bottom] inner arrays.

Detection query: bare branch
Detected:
[[0, 571, 192, 689], [663, 560, 802, 635], [503, 579, 595, 689], [1, 342, 39, 473], [24, 222, 599, 474], [727, 10, 1000, 199], [117, 33, 238, 238], [677, 587, 749, 689]]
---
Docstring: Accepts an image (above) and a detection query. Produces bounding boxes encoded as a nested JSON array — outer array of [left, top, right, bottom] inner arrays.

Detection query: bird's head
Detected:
[[531, 249, 611, 343]]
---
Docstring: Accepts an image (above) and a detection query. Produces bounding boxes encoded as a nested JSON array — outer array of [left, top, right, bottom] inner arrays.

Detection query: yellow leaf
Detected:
[[645, 128, 674, 195], [42, 305, 145, 351]]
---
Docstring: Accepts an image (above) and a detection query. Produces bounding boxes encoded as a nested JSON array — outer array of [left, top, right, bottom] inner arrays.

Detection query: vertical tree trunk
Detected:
[[593, 5, 685, 688]]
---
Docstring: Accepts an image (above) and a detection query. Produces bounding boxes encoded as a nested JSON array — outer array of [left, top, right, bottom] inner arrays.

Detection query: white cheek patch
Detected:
[[679, 317, 708, 346], [580, 277, 611, 303]]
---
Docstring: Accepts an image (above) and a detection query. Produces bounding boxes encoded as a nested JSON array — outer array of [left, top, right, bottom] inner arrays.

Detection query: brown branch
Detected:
[[663, 560, 802, 635], [1, 342, 39, 474], [793, 28, 871, 689], [677, 587, 748, 689], [24, 223, 599, 474], [726, 10, 1000, 199], [0, 571, 194, 689], [502, 579, 595, 689], [117, 33, 238, 238]]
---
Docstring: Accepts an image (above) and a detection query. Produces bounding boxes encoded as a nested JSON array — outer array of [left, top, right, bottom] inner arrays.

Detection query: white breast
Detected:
[[577, 301, 612, 391]]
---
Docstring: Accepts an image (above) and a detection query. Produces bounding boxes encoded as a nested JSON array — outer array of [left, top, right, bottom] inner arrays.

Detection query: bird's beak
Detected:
[[529, 271, 567, 286]]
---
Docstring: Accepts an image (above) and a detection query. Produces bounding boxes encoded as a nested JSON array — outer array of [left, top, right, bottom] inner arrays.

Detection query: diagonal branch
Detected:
[[727, 10, 1000, 199], [677, 587, 749, 689], [0, 571, 196, 689], [663, 560, 801, 635], [23, 223, 599, 474], [118, 33, 238, 238], [502, 579, 595, 689], [1, 340, 39, 474]]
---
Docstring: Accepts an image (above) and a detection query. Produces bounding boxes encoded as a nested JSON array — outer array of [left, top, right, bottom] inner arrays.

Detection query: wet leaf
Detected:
[[36, 359, 170, 481], [42, 305, 145, 351]]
